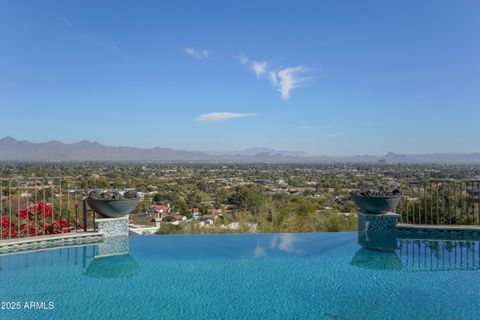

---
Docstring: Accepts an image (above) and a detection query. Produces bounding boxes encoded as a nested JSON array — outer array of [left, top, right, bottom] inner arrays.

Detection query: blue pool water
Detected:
[[1, 232, 480, 320]]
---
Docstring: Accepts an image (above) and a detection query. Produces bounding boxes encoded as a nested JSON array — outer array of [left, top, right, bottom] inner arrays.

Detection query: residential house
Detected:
[[161, 214, 187, 225], [148, 204, 171, 220]]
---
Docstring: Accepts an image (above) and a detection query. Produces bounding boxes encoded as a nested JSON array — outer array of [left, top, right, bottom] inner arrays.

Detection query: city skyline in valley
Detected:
[[1, 0, 479, 155]]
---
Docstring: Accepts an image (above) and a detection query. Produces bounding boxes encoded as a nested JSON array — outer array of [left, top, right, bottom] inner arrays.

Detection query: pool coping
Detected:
[[0, 232, 105, 255], [396, 223, 480, 241], [397, 223, 480, 231]]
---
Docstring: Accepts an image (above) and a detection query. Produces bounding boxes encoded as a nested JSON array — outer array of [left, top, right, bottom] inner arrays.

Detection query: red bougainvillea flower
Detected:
[[2, 223, 16, 238], [31, 201, 53, 217], [51, 219, 70, 234], [17, 209, 32, 220], [1, 216, 9, 227], [16, 201, 53, 221], [2, 201, 70, 238], [34, 222, 47, 236], [18, 224, 37, 237]]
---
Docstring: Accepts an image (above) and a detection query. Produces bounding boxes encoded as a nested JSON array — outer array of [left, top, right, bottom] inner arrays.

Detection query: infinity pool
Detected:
[[1, 233, 480, 320]]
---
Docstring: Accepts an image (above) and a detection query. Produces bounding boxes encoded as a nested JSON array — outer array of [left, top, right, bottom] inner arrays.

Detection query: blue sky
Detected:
[[0, 0, 479, 155]]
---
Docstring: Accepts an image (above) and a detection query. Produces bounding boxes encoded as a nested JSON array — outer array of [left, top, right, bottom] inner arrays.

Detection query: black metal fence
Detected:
[[398, 180, 480, 225], [0, 177, 96, 240], [399, 239, 480, 272]]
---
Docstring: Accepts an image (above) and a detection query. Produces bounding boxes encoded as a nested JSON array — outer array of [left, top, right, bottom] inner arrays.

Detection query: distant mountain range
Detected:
[[208, 147, 312, 157], [1, 137, 480, 164]]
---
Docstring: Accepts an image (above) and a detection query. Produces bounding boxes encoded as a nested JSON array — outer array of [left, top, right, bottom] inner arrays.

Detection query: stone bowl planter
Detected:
[[87, 198, 139, 218], [352, 195, 401, 214]]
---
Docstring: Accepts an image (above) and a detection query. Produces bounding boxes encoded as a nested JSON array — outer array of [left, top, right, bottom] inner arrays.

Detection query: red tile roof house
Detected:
[[147, 204, 171, 220]]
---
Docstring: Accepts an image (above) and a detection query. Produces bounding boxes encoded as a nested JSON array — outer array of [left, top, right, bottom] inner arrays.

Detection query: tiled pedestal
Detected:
[[95, 216, 129, 237], [358, 212, 400, 251]]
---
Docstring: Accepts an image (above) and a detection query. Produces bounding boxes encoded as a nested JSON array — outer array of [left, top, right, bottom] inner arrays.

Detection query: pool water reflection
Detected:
[[1, 232, 480, 320]]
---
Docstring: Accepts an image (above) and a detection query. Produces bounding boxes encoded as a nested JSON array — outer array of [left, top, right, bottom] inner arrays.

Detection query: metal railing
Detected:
[[0, 177, 96, 240], [398, 180, 480, 225]]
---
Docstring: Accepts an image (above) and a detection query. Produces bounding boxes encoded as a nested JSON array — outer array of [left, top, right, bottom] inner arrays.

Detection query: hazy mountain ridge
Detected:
[[0, 137, 311, 162], [208, 147, 312, 157], [1, 137, 480, 164]]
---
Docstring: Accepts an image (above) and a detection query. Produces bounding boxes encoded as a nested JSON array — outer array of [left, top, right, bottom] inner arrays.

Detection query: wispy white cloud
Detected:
[[270, 66, 310, 100], [196, 112, 257, 122], [235, 54, 249, 65], [252, 61, 267, 79], [184, 47, 210, 60], [236, 55, 267, 79], [236, 54, 313, 100], [269, 71, 278, 86]]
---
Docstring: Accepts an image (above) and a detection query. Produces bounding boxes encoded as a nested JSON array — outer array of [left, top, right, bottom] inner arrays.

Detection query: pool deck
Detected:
[[0, 232, 104, 255]]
